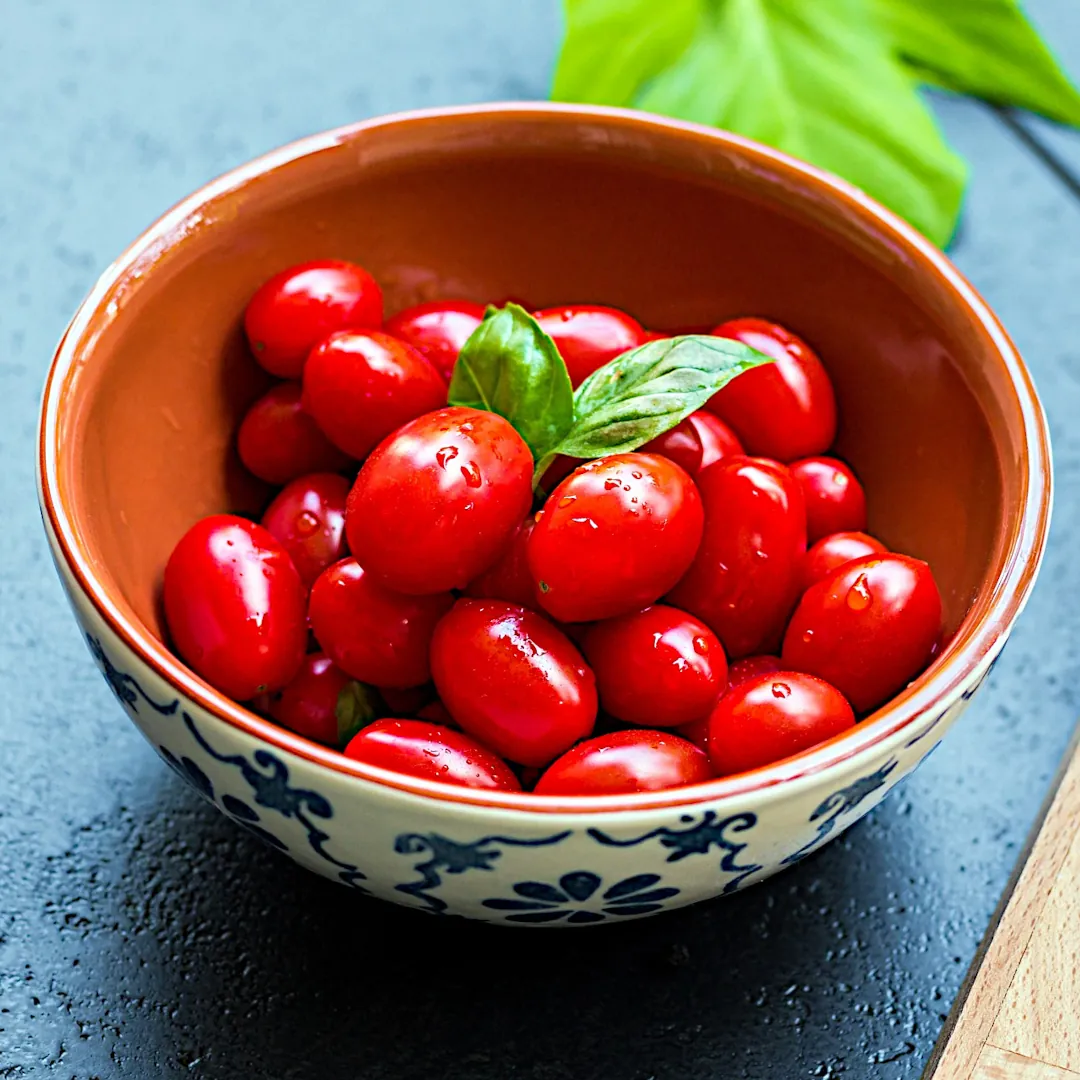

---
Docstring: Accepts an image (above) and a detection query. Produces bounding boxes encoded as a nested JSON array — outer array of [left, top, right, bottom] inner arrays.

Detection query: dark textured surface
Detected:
[[2, 3, 1080, 1077]]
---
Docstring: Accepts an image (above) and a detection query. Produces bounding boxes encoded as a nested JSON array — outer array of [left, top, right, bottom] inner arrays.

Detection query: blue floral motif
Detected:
[[589, 811, 761, 894], [482, 871, 680, 923], [87, 634, 178, 716], [781, 758, 898, 865], [393, 831, 571, 914]]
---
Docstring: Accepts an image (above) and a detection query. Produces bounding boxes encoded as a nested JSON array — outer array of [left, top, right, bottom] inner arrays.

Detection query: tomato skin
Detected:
[[801, 531, 887, 592], [267, 652, 374, 746], [344, 719, 521, 792], [429, 599, 598, 767], [464, 516, 540, 609], [708, 671, 856, 775], [384, 300, 486, 382], [707, 317, 837, 461], [260, 472, 350, 587], [640, 416, 704, 475], [687, 410, 744, 469], [533, 305, 647, 387], [667, 456, 807, 659], [782, 554, 943, 713], [347, 407, 534, 595], [529, 452, 704, 623], [244, 260, 383, 378], [163, 515, 308, 700], [583, 605, 727, 727], [677, 654, 783, 748], [534, 729, 712, 795], [237, 382, 353, 486], [790, 456, 867, 542], [308, 558, 453, 688], [302, 330, 446, 459]]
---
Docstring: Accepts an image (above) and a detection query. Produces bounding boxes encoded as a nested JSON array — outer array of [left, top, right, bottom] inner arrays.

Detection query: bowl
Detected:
[[38, 103, 1051, 925]]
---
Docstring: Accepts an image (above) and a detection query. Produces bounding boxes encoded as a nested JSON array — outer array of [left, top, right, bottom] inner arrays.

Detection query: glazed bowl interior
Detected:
[[43, 104, 1048, 808]]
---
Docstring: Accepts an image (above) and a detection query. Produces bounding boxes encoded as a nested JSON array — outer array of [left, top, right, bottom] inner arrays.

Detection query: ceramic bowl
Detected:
[[38, 104, 1051, 925]]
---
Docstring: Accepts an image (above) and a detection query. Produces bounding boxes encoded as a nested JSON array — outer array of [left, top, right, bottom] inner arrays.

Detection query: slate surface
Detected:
[[2, 2, 1079, 1077]]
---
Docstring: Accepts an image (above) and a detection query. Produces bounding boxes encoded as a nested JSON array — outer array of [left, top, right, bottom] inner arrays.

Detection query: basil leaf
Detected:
[[552, 0, 967, 247], [336, 681, 379, 745], [547, 335, 770, 465], [872, 0, 1080, 126], [448, 303, 574, 461]]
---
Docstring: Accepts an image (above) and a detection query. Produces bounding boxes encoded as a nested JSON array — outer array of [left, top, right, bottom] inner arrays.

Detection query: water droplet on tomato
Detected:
[[534, 510, 545, 523], [603, 479, 620, 491], [692, 636, 708, 655], [295, 510, 319, 537], [631, 471, 643, 480], [771, 681, 791, 699], [846, 574, 872, 611], [801, 629, 814, 644], [558, 495, 577, 507], [833, 471, 848, 488], [460, 462, 482, 488], [436, 446, 458, 469]]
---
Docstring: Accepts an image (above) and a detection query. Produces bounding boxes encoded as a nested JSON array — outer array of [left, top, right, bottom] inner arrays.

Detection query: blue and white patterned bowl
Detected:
[[38, 105, 1051, 924]]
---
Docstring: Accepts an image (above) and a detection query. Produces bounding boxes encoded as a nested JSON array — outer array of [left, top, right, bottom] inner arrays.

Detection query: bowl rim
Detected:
[[38, 101, 1053, 816]]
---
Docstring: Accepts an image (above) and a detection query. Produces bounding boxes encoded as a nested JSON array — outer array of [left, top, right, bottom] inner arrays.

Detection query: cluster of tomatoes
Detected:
[[163, 258, 943, 797]]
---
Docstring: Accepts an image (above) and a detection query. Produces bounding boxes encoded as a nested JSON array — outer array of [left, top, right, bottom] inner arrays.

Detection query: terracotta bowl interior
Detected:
[[54, 110, 1026, 712]]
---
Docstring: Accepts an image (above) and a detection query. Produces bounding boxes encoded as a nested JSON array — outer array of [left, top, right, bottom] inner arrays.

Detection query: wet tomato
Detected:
[[640, 416, 704, 475], [302, 329, 446, 459], [583, 605, 726, 727], [668, 456, 806, 658], [790, 456, 867, 542], [344, 719, 521, 792], [708, 671, 855, 775], [260, 472, 349, 587], [782, 554, 943, 713], [163, 515, 307, 700], [429, 599, 597, 766], [384, 299, 486, 382], [244, 259, 383, 378], [236, 382, 352, 486], [529, 453, 703, 623], [801, 531, 887, 592], [308, 558, 453, 688], [677, 653, 783, 748], [533, 304, 647, 387], [707, 317, 837, 461], [534, 729, 712, 795], [464, 516, 540, 609], [687, 410, 743, 469], [347, 407, 534, 594], [267, 653, 377, 746]]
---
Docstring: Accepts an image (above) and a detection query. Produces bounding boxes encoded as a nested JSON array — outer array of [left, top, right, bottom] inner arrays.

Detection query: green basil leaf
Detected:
[[872, 0, 1080, 126], [448, 303, 574, 461], [552, 0, 967, 247], [548, 335, 770, 465], [335, 681, 379, 745]]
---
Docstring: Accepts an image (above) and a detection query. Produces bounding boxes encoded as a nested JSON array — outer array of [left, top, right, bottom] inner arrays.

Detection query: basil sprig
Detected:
[[448, 304, 772, 489]]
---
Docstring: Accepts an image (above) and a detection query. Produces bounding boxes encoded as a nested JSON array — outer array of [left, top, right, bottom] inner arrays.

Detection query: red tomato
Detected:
[[347, 407, 534, 594], [344, 720, 521, 792], [534, 729, 712, 795], [533, 305, 647, 387], [267, 653, 376, 746], [640, 416, 704, 475], [582, 605, 727, 727], [260, 472, 349, 587], [163, 515, 307, 700], [308, 558, 453, 688], [782, 554, 943, 713], [244, 260, 383, 378], [537, 453, 579, 494], [378, 685, 435, 716], [237, 382, 352, 486], [676, 654, 783, 748], [687, 410, 744, 469], [528, 453, 703, 623], [801, 531, 887, 592], [707, 317, 837, 461], [464, 516, 540, 609], [708, 671, 856, 775], [668, 456, 806, 658], [429, 599, 597, 766], [416, 700, 457, 728], [790, 456, 867, 542], [384, 300, 486, 382]]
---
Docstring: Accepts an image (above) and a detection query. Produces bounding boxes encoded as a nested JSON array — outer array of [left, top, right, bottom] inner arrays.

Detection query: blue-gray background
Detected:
[[3, 2, 1080, 1076]]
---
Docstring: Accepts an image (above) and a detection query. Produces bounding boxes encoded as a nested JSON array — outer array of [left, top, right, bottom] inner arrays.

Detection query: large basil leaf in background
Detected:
[[448, 303, 574, 461], [552, 0, 966, 246], [872, 0, 1080, 125]]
